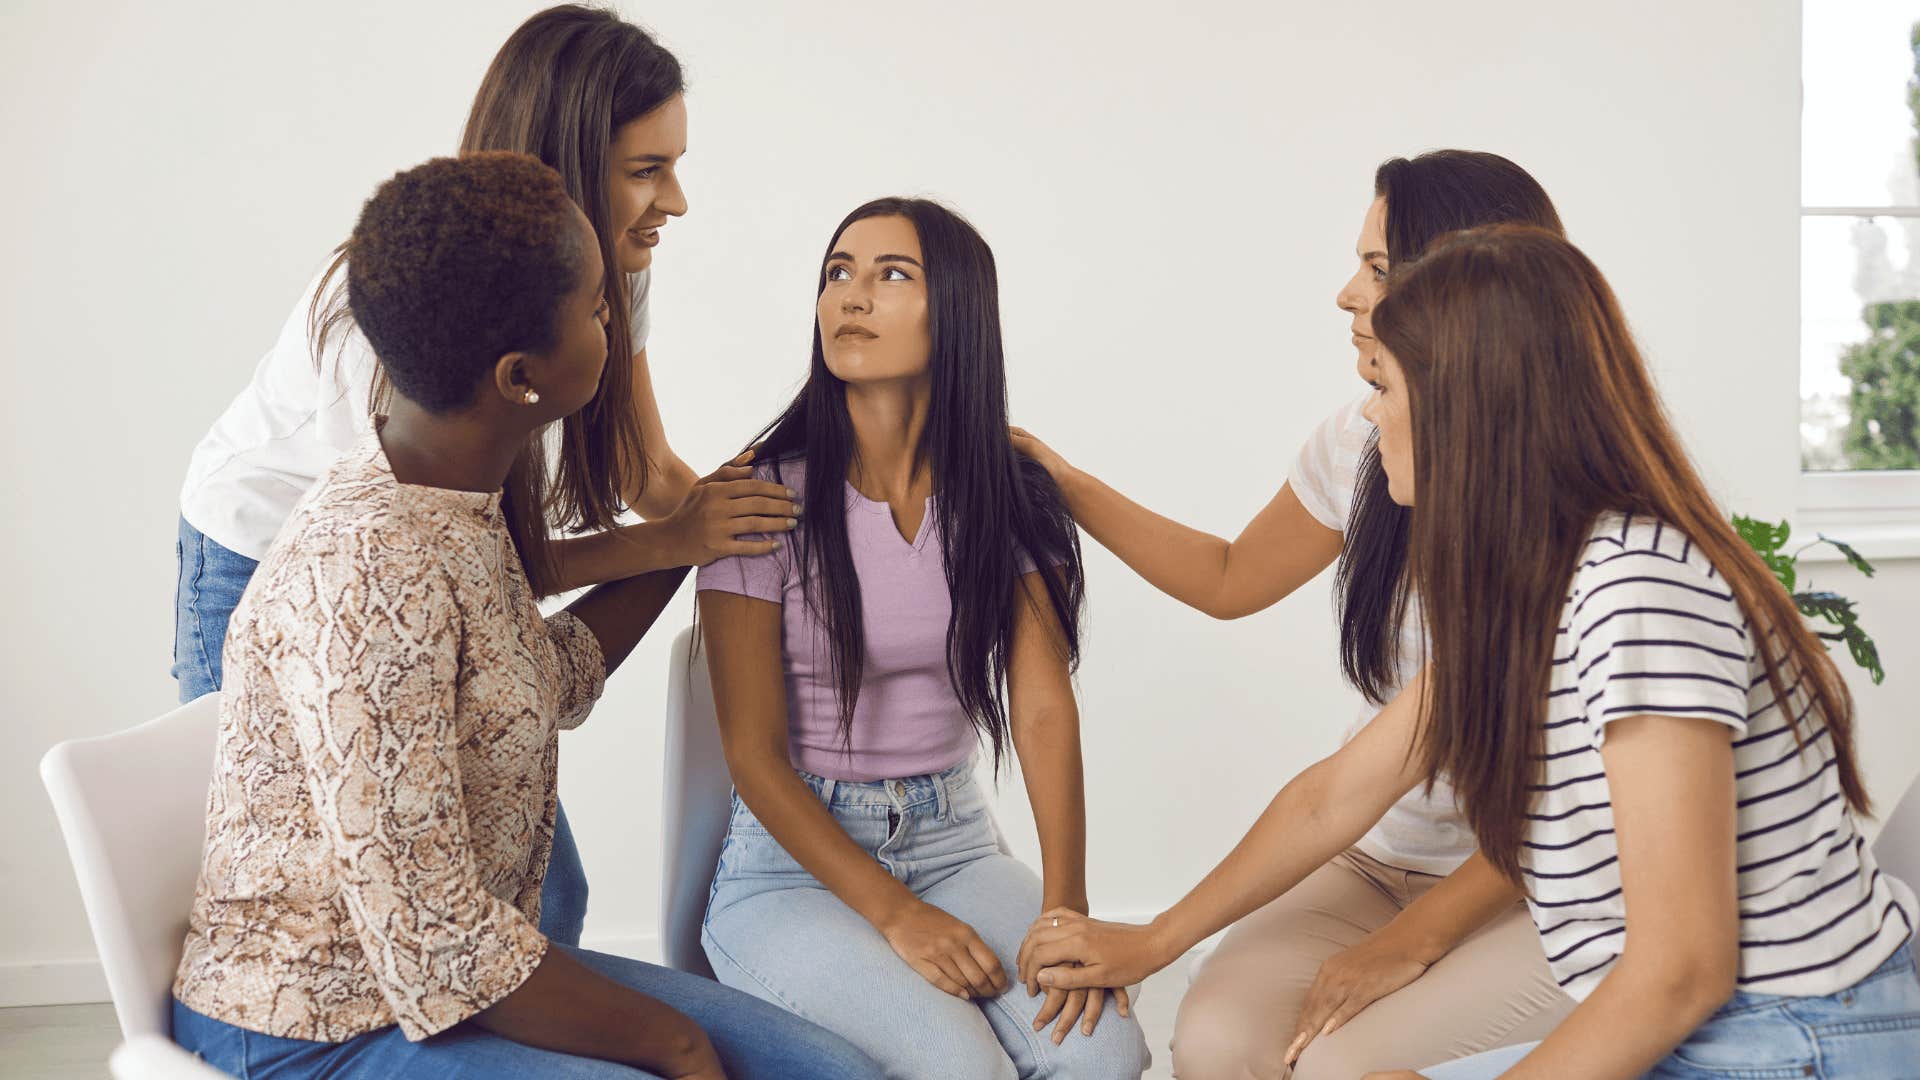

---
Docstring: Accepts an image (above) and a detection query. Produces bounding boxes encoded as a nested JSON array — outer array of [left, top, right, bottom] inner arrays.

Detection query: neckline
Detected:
[[844, 481, 934, 552]]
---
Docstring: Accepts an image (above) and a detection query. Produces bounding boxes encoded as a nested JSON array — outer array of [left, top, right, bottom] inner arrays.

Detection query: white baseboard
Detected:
[[0, 959, 111, 1008], [0, 912, 1172, 1010]]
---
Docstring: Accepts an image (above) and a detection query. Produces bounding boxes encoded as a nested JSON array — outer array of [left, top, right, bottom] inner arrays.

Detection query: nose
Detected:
[[1336, 271, 1366, 316], [841, 284, 871, 314], [656, 168, 688, 218]]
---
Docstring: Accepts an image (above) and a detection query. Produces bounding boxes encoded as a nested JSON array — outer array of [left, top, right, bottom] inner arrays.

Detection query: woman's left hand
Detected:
[[1016, 908, 1171, 993]]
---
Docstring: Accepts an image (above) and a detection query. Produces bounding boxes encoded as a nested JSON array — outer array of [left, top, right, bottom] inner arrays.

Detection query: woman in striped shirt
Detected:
[[1016, 225, 1920, 1078]]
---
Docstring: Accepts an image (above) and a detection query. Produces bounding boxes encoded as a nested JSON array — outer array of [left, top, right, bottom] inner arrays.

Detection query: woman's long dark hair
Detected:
[[312, 4, 682, 594], [751, 198, 1086, 770], [1337, 150, 1565, 702], [1373, 225, 1869, 884]]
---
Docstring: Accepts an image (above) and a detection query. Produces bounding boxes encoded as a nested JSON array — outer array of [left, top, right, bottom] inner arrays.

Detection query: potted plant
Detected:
[[1734, 516, 1884, 684]]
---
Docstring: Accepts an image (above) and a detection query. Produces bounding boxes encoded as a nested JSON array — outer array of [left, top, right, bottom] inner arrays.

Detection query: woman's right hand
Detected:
[[662, 451, 800, 568], [877, 899, 1011, 1000], [1008, 425, 1070, 483]]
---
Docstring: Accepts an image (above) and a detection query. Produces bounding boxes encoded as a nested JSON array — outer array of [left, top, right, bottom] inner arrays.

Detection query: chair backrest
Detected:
[[660, 627, 729, 977], [1872, 768, 1920, 946], [40, 693, 221, 1039]]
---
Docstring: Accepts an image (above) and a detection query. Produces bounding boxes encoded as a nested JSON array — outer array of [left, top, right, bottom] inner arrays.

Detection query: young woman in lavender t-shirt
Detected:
[[696, 199, 1150, 1080]]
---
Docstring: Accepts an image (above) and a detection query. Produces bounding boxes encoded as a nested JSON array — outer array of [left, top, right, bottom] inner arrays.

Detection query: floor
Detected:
[[0, 959, 1193, 1078]]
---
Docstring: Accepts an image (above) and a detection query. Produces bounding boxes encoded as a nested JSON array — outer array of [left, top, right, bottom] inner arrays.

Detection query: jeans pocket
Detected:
[[1664, 1000, 1817, 1077]]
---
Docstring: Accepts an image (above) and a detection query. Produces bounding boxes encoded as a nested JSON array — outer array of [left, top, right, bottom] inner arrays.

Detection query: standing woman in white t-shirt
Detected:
[[1010, 151, 1577, 1078], [173, 5, 798, 947], [1016, 224, 1920, 1079]]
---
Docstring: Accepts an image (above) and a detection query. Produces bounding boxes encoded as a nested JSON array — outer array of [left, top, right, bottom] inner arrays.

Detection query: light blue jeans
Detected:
[[171, 514, 591, 946], [170, 943, 885, 1078], [701, 760, 1152, 1080], [1420, 942, 1920, 1078]]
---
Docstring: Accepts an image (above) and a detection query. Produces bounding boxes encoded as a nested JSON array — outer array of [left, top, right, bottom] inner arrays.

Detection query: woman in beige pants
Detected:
[[1010, 150, 1575, 1078]]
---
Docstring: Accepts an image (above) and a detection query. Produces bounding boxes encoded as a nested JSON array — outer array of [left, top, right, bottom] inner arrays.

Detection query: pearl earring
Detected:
[[523, 389, 541, 405]]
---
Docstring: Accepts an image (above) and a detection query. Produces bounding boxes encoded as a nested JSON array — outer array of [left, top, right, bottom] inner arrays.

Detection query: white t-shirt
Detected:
[[180, 260, 652, 560], [1531, 511, 1913, 999], [1289, 390, 1473, 875]]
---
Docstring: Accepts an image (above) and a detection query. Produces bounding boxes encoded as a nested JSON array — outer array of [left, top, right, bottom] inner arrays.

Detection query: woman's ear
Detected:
[[492, 352, 539, 407]]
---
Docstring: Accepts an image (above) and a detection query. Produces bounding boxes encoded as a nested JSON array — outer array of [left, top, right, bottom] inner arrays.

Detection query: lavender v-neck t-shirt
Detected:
[[696, 460, 1036, 782]]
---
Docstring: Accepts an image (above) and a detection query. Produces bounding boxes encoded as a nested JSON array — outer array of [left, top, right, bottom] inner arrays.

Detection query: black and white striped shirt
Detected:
[[1525, 511, 1914, 1000]]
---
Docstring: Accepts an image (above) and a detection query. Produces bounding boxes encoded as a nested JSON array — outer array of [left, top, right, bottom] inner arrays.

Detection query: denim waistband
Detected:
[[1712, 941, 1916, 1019], [796, 758, 975, 818]]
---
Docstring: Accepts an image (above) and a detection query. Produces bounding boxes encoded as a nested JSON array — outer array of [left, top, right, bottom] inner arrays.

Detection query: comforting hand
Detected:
[[663, 451, 800, 567], [1284, 929, 1432, 1066], [1013, 916, 1134, 1044], [1008, 426, 1070, 483], [877, 900, 1010, 1000], [1017, 908, 1169, 993]]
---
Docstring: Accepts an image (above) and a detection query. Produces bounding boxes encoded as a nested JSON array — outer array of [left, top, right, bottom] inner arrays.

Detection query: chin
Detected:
[[615, 241, 652, 274]]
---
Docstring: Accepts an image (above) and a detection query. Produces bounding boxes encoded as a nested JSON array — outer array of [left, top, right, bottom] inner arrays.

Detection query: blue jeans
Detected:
[[701, 761, 1152, 1080], [170, 943, 884, 1078], [1420, 942, 1920, 1079], [171, 514, 591, 945]]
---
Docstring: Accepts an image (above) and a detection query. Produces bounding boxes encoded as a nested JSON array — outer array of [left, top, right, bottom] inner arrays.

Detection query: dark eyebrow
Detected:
[[1360, 250, 1388, 262], [826, 252, 924, 269], [624, 153, 671, 164]]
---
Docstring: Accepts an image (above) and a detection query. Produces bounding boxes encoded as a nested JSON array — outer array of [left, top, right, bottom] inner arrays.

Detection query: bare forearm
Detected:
[[1378, 850, 1522, 965], [474, 946, 706, 1073], [1055, 467, 1237, 615], [730, 757, 921, 928], [549, 523, 688, 592], [1015, 708, 1089, 912], [563, 566, 690, 675], [629, 453, 698, 521], [1497, 956, 1730, 1079], [1154, 760, 1388, 960]]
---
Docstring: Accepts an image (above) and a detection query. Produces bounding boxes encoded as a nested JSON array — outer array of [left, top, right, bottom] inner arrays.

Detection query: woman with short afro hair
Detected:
[[169, 151, 884, 1080]]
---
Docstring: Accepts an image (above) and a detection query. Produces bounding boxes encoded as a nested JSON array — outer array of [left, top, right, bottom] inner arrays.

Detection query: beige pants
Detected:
[[1171, 848, 1574, 1079]]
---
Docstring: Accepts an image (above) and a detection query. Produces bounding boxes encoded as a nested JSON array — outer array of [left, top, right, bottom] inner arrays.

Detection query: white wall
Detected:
[[5, 0, 1912, 1006]]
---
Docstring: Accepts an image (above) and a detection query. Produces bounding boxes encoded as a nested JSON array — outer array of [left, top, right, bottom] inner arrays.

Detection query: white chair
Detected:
[[1872, 769, 1920, 947], [40, 693, 222, 1040], [660, 627, 729, 977], [109, 1034, 228, 1079]]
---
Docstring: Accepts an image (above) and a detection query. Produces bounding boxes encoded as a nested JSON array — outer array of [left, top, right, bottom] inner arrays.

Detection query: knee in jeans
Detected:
[[1036, 1017, 1152, 1079], [770, 1029, 890, 1080], [1170, 992, 1288, 1080]]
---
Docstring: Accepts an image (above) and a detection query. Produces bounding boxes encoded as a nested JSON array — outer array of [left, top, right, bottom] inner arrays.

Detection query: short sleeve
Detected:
[[1289, 391, 1373, 531], [543, 611, 607, 731], [1568, 544, 1753, 746], [627, 269, 652, 354], [269, 539, 547, 1040], [698, 539, 790, 604]]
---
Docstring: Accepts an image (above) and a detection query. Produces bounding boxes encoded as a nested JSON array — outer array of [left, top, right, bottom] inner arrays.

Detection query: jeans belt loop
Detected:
[[818, 776, 837, 809]]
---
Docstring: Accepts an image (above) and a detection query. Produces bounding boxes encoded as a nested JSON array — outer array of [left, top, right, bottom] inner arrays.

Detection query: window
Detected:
[[1799, 1, 1920, 557]]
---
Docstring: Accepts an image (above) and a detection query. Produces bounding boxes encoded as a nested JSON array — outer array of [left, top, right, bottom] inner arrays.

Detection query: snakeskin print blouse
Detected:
[[173, 427, 606, 1042]]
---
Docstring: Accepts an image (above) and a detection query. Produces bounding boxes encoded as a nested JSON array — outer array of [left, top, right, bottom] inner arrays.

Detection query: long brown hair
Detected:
[[311, 5, 682, 593], [1338, 150, 1565, 703], [1372, 225, 1870, 885]]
